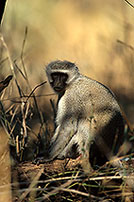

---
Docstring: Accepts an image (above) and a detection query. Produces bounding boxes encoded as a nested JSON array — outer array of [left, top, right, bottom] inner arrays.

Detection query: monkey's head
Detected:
[[45, 60, 80, 93]]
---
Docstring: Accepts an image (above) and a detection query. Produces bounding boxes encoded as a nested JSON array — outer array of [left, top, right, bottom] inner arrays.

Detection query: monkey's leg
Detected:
[[95, 135, 123, 169], [56, 133, 93, 174], [80, 141, 94, 175], [76, 120, 95, 174]]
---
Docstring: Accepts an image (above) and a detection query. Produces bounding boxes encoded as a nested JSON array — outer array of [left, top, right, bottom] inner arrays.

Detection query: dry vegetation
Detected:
[[0, 0, 134, 201]]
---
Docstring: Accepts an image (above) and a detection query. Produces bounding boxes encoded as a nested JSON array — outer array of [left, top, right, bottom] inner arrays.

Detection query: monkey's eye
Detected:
[[62, 74, 68, 83], [51, 73, 68, 83], [51, 74, 58, 80]]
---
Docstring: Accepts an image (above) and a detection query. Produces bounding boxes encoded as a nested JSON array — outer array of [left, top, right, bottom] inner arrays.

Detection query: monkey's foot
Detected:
[[33, 157, 51, 165]]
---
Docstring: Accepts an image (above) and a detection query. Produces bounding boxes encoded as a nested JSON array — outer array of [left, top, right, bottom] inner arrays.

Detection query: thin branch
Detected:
[[25, 81, 47, 103], [14, 61, 27, 80], [0, 75, 13, 93], [0, 32, 24, 100], [0, 93, 55, 103], [19, 166, 44, 202], [0, 57, 8, 66], [117, 39, 134, 51], [0, 0, 8, 26], [42, 171, 80, 200], [124, 0, 134, 8], [0, 34, 16, 78], [20, 27, 28, 80], [59, 187, 89, 197], [20, 27, 28, 60]]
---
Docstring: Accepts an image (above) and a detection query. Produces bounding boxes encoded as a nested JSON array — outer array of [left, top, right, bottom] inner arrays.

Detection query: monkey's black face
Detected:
[[50, 72, 68, 93]]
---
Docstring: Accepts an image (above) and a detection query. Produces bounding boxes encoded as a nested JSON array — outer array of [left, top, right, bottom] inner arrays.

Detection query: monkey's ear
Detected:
[[0, 75, 13, 93]]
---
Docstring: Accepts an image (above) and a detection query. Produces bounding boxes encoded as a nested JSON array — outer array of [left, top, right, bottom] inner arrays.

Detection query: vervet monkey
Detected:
[[43, 60, 126, 172]]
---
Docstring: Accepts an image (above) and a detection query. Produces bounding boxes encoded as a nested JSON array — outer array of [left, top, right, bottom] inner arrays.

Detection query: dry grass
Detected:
[[11, 157, 134, 201], [1, 0, 134, 121]]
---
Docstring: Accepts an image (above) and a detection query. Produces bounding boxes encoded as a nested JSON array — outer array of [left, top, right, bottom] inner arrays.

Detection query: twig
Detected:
[[32, 174, 134, 184], [0, 0, 8, 26], [42, 171, 80, 200], [0, 75, 13, 93], [0, 30, 24, 101], [117, 39, 134, 51], [14, 62, 27, 80], [19, 166, 44, 202], [0, 93, 55, 103], [0, 57, 8, 66], [124, 0, 134, 8], [20, 101, 30, 160], [25, 81, 47, 103], [59, 187, 89, 197], [0, 34, 16, 78], [20, 27, 28, 80], [18, 27, 47, 139]]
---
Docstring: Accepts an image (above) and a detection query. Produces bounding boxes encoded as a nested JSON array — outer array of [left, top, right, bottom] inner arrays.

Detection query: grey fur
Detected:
[[45, 60, 125, 171]]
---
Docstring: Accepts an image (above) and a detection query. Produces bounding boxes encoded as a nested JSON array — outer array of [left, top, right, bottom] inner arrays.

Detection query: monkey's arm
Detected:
[[48, 120, 78, 160], [35, 119, 78, 164]]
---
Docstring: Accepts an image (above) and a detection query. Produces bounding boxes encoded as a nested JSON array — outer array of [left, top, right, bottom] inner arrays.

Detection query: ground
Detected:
[[12, 155, 134, 202]]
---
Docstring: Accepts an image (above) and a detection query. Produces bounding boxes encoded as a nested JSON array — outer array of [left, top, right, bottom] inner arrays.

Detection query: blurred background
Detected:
[[1, 0, 134, 124]]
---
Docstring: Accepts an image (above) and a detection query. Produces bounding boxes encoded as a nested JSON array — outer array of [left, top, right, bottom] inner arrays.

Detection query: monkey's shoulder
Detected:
[[57, 75, 120, 117], [66, 75, 115, 99]]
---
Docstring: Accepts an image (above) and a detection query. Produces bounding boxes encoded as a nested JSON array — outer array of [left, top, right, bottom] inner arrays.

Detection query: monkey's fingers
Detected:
[[0, 75, 13, 93], [33, 157, 52, 165]]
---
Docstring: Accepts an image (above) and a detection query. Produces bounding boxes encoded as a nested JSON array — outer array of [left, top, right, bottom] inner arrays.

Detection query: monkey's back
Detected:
[[60, 75, 121, 121], [57, 75, 125, 166]]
